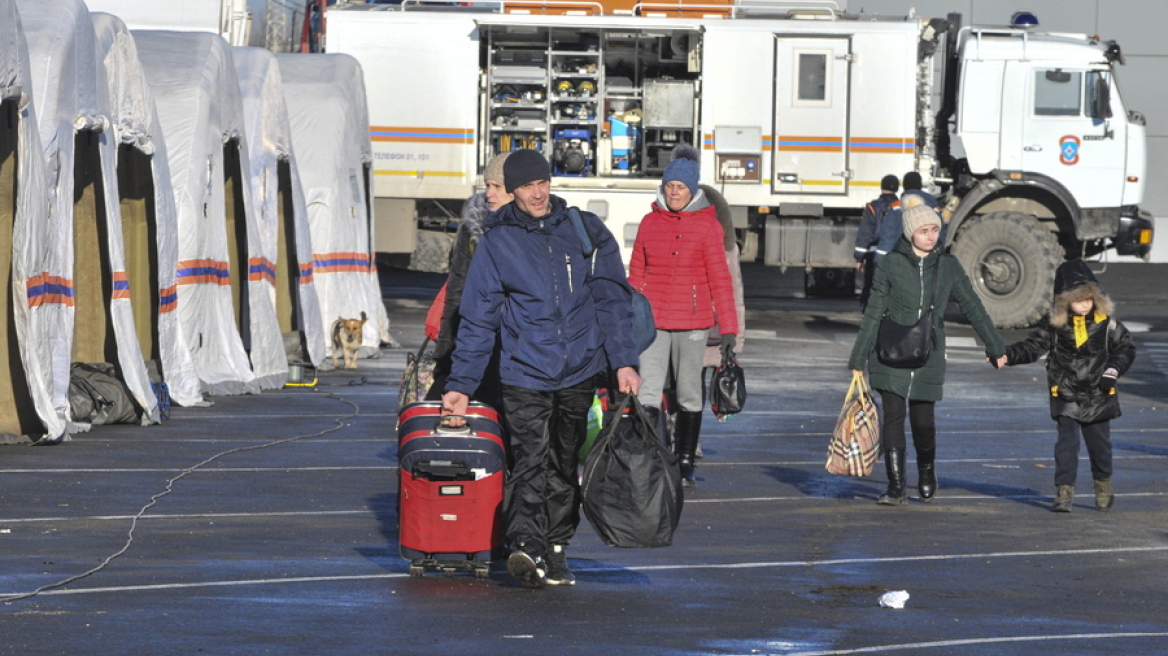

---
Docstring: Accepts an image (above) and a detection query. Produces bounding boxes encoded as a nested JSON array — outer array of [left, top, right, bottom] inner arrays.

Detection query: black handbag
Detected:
[[581, 393, 683, 548], [876, 257, 940, 369], [710, 349, 746, 418]]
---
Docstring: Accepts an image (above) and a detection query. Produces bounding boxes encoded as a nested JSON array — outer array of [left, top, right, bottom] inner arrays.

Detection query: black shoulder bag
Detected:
[[876, 256, 940, 369]]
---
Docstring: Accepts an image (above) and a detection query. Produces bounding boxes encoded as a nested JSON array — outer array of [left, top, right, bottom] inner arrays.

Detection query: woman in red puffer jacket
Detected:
[[628, 145, 738, 486]]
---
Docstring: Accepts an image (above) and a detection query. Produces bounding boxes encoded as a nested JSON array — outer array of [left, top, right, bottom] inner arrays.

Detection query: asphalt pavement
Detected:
[[2, 262, 1166, 656]]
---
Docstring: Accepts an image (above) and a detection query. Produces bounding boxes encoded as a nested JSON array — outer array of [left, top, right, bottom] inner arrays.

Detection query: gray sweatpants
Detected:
[[636, 328, 708, 412]]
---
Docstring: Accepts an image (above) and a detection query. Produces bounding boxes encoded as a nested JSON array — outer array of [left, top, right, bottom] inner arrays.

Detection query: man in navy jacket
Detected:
[[443, 149, 641, 588]]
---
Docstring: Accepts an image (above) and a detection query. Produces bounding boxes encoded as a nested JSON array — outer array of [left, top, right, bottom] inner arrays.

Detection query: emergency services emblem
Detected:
[[1059, 135, 1080, 166]]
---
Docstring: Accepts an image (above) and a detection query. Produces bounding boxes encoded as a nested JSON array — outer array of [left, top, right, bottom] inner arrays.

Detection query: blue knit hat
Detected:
[[662, 144, 700, 196]]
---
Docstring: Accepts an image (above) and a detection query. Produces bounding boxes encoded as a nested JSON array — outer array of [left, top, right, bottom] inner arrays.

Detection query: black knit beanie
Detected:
[[503, 149, 551, 193], [881, 174, 899, 192], [902, 171, 922, 190]]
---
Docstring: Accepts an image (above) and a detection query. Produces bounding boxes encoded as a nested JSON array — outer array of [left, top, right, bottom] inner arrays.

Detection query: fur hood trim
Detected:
[[459, 192, 490, 244], [1050, 282, 1115, 328], [700, 184, 735, 251]]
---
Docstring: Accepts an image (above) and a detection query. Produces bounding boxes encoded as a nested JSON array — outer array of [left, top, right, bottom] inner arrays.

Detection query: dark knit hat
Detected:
[[1053, 259, 1099, 296], [881, 174, 899, 192], [503, 149, 551, 193], [903, 171, 923, 190], [662, 144, 701, 196]]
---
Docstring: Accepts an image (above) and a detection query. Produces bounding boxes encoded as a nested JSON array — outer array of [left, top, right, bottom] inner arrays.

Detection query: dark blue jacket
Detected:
[[446, 196, 639, 394], [854, 192, 899, 262]]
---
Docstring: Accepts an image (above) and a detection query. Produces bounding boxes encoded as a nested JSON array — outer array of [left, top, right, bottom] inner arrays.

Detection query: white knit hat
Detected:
[[901, 194, 941, 239], [483, 151, 511, 185]]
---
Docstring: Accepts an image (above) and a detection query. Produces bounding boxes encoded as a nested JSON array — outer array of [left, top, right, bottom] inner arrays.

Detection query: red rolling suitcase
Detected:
[[396, 401, 506, 578]]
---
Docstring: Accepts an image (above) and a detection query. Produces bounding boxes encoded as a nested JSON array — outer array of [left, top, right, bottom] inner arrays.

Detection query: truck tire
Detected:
[[950, 212, 1059, 329]]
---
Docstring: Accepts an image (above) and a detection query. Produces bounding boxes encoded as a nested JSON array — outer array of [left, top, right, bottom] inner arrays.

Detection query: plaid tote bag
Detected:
[[825, 372, 881, 477]]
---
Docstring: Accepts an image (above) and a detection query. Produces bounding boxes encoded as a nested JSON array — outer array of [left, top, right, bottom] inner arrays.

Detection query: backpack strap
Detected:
[[873, 197, 897, 232], [568, 206, 598, 275], [568, 207, 595, 258]]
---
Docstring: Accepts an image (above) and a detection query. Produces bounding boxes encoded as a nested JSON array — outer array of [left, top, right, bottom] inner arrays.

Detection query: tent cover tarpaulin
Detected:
[[17, 0, 158, 437], [276, 53, 392, 366], [91, 12, 205, 407], [233, 46, 326, 374], [136, 29, 265, 396], [1, 0, 58, 442]]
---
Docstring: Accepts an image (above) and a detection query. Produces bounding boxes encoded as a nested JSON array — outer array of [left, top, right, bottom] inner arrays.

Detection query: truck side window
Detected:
[[1086, 71, 1112, 121], [1034, 69, 1082, 116]]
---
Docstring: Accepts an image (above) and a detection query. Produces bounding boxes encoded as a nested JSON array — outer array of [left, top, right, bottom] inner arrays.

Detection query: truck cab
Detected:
[[941, 21, 1153, 326]]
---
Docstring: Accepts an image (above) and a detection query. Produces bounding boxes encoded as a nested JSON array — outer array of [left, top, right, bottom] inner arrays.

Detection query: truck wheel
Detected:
[[950, 212, 1059, 329]]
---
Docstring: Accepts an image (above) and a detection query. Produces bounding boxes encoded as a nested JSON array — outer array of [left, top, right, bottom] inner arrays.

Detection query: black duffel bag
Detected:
[[581, 393, 683, 548], [69, 363, 140, 425]]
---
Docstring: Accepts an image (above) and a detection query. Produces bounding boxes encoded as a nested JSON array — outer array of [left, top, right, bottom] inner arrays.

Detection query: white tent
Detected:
[[0, 0, 61, 443], [276, 53, 393, 364], [90, 12, 205, 407], [135, 30, 265, 396], [16, 0, 159, 436], [232, 46, 327, 376]]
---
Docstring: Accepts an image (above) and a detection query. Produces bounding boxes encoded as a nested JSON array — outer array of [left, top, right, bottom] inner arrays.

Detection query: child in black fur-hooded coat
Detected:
[[1000, 259, 1136, 513]]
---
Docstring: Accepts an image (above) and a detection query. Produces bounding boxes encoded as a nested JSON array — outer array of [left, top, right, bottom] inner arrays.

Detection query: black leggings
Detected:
[[879, 391, 936, 454]]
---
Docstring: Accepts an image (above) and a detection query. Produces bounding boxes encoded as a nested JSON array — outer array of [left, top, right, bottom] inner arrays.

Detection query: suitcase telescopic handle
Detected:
[[435, 416, 474, 435]]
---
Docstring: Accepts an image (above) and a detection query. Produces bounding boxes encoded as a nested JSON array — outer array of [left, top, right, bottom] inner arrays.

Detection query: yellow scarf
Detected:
[[1071, 311, 1109, 348]]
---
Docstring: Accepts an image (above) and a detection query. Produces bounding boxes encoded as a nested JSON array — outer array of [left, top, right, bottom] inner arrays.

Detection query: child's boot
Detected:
[[1052, 485, 1074, 513], [1093, 479, 1114, 511]]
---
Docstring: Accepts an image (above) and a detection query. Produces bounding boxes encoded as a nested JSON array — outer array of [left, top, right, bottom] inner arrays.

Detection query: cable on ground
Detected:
[[1, 389, 362, 604]]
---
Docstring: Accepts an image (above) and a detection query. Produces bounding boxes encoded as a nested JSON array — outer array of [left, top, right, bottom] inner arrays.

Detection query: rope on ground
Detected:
[[1, 390, 361, 604]]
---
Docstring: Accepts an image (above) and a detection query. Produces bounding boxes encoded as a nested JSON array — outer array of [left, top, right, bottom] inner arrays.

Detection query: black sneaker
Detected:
[[507, 549, 548, 588], [545, 544, 576, 586]]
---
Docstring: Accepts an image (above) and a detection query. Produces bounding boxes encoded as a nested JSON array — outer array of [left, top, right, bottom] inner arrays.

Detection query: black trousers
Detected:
[[879, 391, 936, 455], [1055, 416, 1112, 487], [500, 376, 597, 556]]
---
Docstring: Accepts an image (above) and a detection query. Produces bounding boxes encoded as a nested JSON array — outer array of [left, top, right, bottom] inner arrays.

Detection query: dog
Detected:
[[331, 311, 367, 369]]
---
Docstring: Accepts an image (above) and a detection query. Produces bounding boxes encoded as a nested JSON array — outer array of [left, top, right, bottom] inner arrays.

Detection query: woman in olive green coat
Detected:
[[849, 196, 1005, 506]]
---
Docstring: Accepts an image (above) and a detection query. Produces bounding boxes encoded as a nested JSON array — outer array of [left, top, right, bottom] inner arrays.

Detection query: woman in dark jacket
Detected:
[[424, 152, 511, 404], [849, 196, 1005, 506], [999, 260, 1136, 512]]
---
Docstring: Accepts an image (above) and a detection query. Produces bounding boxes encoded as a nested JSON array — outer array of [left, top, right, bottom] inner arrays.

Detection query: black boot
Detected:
[[917, 447, 937, 501], [675, 411, 702, 487], [877, 449, 908, 506]]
